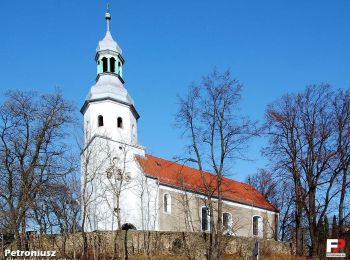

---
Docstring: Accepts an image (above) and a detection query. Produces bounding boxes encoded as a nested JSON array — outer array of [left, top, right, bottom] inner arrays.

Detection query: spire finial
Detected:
[[105, 3, 111, 31]]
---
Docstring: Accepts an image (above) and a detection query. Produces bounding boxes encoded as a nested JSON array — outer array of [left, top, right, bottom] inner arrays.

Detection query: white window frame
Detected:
[[201, 206, 210, 232], [163, 193, 171, 214], [252, 215, 263, 238], [222, 211, 233, 229]]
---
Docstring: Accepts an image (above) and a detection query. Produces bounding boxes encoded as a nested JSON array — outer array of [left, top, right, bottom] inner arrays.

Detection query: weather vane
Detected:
[[105, 2, 111, 31]]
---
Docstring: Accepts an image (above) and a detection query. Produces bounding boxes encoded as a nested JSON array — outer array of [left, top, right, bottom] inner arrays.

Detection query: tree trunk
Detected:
[[309, 188, 319, 257], [294, 177, 304, 256], [82, 231, 88, 259], [207, 202, 216, 260], [215, 190, 223, 259], [310, 227, 319, 257], [21, 212, 28, 250], [338, 168, 347, 235], [295, 210, 303, 256]]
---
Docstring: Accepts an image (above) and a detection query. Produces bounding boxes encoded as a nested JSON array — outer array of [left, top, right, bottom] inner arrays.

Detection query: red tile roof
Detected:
[[136, 154, 278, 212]]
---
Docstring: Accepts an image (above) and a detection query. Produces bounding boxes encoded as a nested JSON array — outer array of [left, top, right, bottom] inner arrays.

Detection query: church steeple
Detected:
[[95, 5, 124, 82], [81, 7, 139, 146], [81, 7, 145, 234]]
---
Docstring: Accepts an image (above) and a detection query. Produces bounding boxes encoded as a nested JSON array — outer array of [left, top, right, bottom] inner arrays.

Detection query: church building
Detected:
[[81, 9, 279, 240]]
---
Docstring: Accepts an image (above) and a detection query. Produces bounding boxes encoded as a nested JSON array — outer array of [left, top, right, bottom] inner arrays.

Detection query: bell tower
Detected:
[[96, 6, 124, 81], [81, 7, 139, 145], [81, 6, 147, 232]]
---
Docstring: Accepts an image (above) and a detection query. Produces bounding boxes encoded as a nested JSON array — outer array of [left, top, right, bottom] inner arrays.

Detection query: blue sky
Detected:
[[1, 1, 350, 181]]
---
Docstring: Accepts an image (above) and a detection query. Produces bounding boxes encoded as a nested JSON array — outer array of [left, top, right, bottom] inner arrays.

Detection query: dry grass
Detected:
[[222, 254, 308, 260], [130, 255, 187, 260], [129, 253, 307, 260], [258, 256, 308, 260]]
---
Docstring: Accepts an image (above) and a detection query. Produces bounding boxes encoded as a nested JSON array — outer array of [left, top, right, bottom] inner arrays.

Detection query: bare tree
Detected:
[[246, 169, 277, 205], [264, 91, 305, 255], [103, 142, 137, 260], [246, 169, 294, 241], [134, 162, 159, 257], [175, 69, 258, 260], [332, 89, 350, 235], [0, 89, 74, 249], [79, 126, 113, 258], [264, 84, 350, 256], [104, 143, 136, 231]]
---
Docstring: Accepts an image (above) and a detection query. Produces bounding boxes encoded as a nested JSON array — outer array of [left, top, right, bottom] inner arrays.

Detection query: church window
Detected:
[[223, 212, 233, 235], [201, 206, 210, 232], [163, 193, 171, 213], [118, 62, 121, 74], [85, 120, 89, 138], [110, 57, 116, 73], [132, 124, 136, 139], [253, 216, 263, 237], [98, 115, 104, 127], [117, 117, 123, 128], [223, 212, 232, 229], [102, 57, 108, 72]]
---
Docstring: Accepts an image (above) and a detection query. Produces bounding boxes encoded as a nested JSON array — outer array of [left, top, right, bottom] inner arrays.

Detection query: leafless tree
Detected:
[[175, 69, 258, 260], [133, 159, 159, 257], [332, 89, 350, 235], [246, 169, 295, 241], [0, 89, 74, 249], [79, 126, 114, 258], [103, 141, 137, 260], [264, 84, 350, 256], [246, 169, 277, 205]]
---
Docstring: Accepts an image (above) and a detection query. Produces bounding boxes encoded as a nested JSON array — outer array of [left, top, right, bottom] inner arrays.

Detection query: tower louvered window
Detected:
[[110, 57, 116, 73], [102, 57, 108, 72]]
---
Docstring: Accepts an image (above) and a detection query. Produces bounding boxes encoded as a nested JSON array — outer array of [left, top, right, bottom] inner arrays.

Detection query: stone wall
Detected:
[[21, 231, 292, 259]]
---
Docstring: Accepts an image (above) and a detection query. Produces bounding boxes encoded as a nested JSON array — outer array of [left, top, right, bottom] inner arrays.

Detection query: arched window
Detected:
[[223, 212, 232, 229], [253, 216, 263, 237], [117, 117, 123, 128], [98, 115, 104, 127], [118, 62, 121, 74], [110, 57, 116, 73], [102, 57, 108, 72], [163, 193, 171, 213], [132, 124, 136, 140], [201, 206, 210, 232]]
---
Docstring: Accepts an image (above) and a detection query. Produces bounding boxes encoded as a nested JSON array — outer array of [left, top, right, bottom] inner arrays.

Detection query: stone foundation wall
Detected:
[[18, 231, 292, 259]]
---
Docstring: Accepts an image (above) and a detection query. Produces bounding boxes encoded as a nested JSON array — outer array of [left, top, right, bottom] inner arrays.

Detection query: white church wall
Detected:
[[83, 100, 138, 145], [81, 133, 155, 232]]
